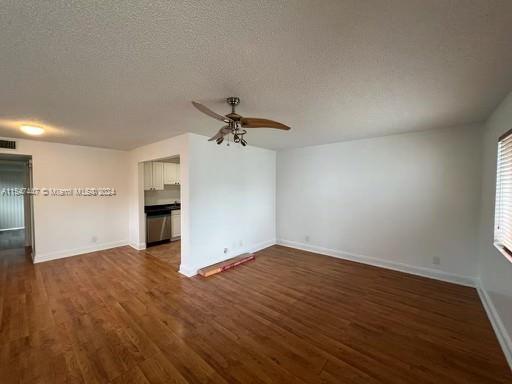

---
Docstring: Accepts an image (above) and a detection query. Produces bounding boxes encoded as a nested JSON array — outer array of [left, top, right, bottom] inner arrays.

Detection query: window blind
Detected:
[[494, 128, 512, 263]]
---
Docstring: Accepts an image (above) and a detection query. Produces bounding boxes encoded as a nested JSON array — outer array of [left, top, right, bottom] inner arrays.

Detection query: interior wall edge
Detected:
[[129, 242, 146, 251], [477, 280, 512, 370], [178, 264, 197, 277], [248, 239, 277, 254], [276, 239, 477, 287]]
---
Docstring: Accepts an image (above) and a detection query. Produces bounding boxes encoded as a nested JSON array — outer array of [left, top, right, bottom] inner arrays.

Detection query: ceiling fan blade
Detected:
[[208, 126, 231, 141], [192, 101, 232, 123], [241, 117, 290, 130]]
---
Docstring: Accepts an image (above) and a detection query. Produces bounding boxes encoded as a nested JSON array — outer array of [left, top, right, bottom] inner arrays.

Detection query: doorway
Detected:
[[0, 154, 33, 258], [141, 155, 181, 270]]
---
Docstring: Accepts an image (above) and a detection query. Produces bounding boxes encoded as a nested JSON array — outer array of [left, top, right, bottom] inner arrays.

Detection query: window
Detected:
[[494, 128, 512, 263]]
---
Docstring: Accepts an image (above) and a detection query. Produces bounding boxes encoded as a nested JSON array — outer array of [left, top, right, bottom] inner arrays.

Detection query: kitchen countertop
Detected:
[[144, 203, 181, 215]]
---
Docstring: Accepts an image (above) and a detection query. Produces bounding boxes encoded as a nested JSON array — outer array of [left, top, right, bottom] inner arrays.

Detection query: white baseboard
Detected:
[[34, 240, 130, 263], [248, 239, 276, 254], [277, 239, 477, 287], [129, 241, 146, 250], [178, 239, 276, 278], [476, 282, 512, 369]]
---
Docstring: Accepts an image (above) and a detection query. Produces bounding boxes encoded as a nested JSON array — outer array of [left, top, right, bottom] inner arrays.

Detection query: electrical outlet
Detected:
[[239, 240, 243, 247], [224, 248, 228, 254], [305, 235, 310, 243], [91, 236, 98, 243], [432, 256, 440, 265]]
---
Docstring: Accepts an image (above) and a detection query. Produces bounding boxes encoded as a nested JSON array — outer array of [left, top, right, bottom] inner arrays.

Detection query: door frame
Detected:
[[0, 154, 35, 258]]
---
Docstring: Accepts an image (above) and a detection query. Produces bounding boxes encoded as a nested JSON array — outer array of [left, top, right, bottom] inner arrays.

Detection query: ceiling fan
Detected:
[[192, 97, 290, 146]]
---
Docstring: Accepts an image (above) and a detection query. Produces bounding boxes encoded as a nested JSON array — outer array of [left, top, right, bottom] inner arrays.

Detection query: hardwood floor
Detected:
[[0, 244, 510, 383], [143, 240, 181, 271]]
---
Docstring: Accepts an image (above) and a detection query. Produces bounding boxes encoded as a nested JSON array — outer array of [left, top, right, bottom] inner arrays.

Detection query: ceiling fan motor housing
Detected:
[[226, 97, 240, 106], [226, 96, 241, 116]]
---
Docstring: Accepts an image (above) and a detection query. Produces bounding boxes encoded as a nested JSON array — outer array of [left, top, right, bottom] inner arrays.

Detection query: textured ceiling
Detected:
[[1, 0, 512, 150]]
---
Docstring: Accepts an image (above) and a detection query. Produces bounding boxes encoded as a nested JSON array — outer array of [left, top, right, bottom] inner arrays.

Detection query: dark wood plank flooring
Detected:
[[0, 244, 510, 383]]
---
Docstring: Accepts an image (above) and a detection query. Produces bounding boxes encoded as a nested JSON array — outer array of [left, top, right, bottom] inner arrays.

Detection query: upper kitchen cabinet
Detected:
[[144, 162, 153, 191], [164, 163, 176, 185], [152, 162, 164, 190], [175, 163, 180, 184], [144, 162, 164, 191], [163, 163, 180, 185]]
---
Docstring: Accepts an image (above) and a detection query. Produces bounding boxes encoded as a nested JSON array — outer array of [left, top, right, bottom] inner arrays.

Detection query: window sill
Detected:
[[493, 242, 512, 264]]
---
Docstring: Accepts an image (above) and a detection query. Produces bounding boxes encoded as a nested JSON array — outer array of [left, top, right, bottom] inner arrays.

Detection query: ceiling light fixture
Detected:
[[20, 125, 45, 136]]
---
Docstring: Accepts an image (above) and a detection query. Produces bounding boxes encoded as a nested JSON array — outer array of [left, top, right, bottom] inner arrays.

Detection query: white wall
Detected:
[[182, 134, 276, 275], [0, 139, 130, 261], [478, 91, 512, 364], [277, 125, 482, 283]]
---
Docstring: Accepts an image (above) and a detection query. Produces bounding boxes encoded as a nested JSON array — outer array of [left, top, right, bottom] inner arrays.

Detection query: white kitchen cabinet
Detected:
[[152, 162, 164, 190], [171, 209, 181, 239], [144, 162, 153, 191], [163, 163, 180, 185], [145, 161, 180, 190], [164, 163, 177, 185], [144, 162, 164, 191], [175, 163, 180, 184]]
